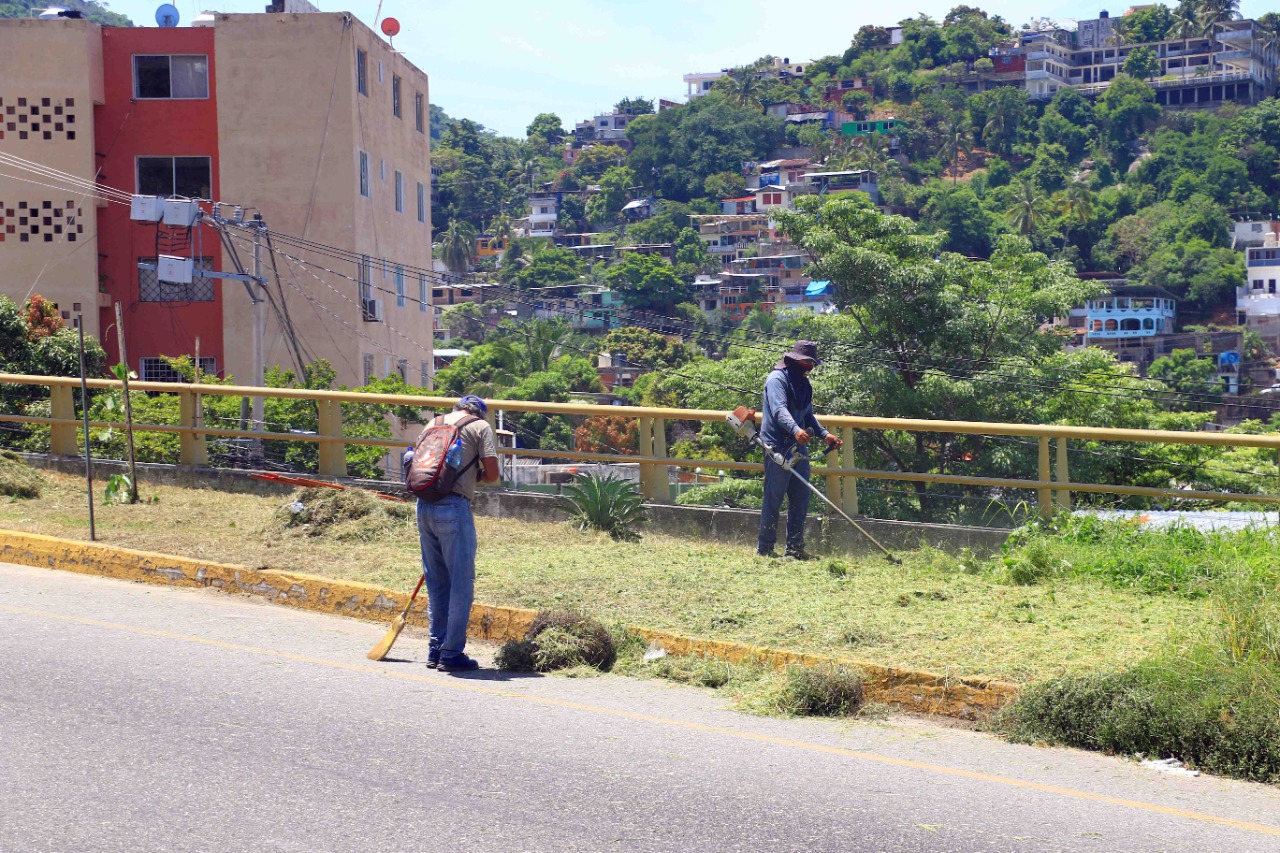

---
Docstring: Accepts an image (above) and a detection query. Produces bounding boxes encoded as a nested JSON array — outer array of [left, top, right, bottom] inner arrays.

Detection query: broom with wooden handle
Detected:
[[367, 575, 426, 660]]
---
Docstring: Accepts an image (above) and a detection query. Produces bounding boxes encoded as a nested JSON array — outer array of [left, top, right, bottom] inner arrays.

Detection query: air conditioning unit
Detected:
[[361, 297, 384, 322]]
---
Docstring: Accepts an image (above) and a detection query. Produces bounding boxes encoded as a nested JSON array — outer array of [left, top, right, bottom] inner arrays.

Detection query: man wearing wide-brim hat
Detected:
[[757, 340, 842, 559]]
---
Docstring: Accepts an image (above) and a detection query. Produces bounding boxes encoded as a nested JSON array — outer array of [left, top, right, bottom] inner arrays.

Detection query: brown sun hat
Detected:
[[775, 340, 821, 370]]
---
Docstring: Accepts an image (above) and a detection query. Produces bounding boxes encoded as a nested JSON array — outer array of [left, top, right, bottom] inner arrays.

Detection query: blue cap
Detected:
[[459, 394, 488, 416]]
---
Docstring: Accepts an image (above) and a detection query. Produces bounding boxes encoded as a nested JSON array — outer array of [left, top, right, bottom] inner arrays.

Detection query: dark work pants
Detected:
[[758, 454, 811, 554]]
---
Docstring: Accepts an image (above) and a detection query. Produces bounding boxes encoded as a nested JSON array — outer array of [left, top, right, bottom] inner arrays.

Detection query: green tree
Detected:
[[585, 165, 636, 228], [1197, 0, 1240, 35], [1058, 181, 1094, 248], [673, 227, 717, 277], [572, 144, 628, 178], [922, 186, 995, 257], [970, 85, 1028, 157], [1149, 349, 1222, 407], [600, 326, 696, 370], [441, 302, 488, 343], [1124, 46, 1161, 80], [938, 111, 973, 185], [525, 112, 565, 146], [717, 68, 765, 110], [1097, 75, 1161, 164], [614, 97, 655, 115], [841, 90, 872, 120], [1117, 4, 1177, 42], [703, 171, 747, 201], [436, 219, 477, 274], [605, 253, 689, 313], [513, 247, 586, 290]]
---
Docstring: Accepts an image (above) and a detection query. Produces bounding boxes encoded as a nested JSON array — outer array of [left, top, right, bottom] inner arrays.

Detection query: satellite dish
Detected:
[[381, 17, 400, 37], [155, 3, 180, 27]]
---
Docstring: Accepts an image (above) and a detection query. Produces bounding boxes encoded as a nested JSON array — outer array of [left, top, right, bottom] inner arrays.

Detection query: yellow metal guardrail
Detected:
[[3, 372, 1280, 519]]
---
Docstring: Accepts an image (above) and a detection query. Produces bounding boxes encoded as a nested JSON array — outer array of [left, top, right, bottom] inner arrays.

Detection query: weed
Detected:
[[824, 558, 849, 577], [561, 473, 646, 541], [0, 451, 42, 499], [840, 627, 885, 646], [676, 479, 765, 510], [103, 473, 133, 505]]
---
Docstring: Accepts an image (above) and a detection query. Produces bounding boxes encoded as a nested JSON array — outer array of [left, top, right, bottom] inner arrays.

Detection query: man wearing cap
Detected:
[[758, 341, 842, 559], [416, 395, 500, 671]]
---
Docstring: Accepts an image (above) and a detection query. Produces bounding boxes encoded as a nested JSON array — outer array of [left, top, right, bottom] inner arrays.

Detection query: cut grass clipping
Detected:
[[272, 487, 412, 541], [495, 611, 617, 673], [0, 451, 43, 499]]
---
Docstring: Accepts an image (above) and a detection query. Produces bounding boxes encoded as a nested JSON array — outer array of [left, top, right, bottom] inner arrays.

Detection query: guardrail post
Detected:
[[841, 426, 858, 516], [824, 437, 841, 508], [177, 389, 208, 467], [653, 417, 669, 502], [49, 384, 77, 456], [1055, 437, 1071, 511], [638, 416, 655, 500], [1037, 436, 1053, 521], [317, 399, 347, 478]]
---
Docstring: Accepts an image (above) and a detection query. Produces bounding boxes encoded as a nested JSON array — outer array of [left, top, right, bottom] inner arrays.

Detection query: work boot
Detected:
[[757, 547, 777, 558], [784, 547, 813, 561], [427, 645, 442, 669], [438, 653, 480, 672]]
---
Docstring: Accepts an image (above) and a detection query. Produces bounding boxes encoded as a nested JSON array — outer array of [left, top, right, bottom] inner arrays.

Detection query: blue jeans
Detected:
[[415, 495, 477, 657], [758, 454, 810, 554]]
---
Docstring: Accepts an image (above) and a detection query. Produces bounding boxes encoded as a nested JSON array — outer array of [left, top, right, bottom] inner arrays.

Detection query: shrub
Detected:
[[561, 473, 646, 541], [495, 610, 617, 673], [676, 479, 765, 509], [776, 663, 865, 717], [0, 450, 43, 499]]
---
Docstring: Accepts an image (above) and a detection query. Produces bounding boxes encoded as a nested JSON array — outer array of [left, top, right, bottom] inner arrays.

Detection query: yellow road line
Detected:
[[4, 602, 1278, 839]]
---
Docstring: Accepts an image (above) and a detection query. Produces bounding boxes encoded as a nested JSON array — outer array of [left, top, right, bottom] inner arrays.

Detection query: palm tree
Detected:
[[1166, 1, 1200, 46], [519, 318, 572, 373], [938, 113, 973, 186], [1058, 181, 1094, 247], [437, 219, 477, 275], [488, 213, 514, 245], [1008, 178, 1045, 236], [1198, 0, 1240, 36], [721, 69, 764, 111]]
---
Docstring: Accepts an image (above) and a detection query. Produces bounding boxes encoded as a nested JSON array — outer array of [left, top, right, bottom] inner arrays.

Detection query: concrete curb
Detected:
[[0, 529, 1019, 720]]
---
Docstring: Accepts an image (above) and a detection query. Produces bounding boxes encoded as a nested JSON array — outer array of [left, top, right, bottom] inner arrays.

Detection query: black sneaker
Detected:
[[427, 647, 441, 669], [438, 653, 480, 672], [757, 548, 777, 558], [784, 548, 813, 561]]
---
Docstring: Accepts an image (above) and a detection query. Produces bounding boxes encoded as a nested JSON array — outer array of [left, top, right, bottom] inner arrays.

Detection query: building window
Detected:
[[358, 254, 373, 301], [416, 182, 426, 223], [415, 92, 425, 133], [134, 55, 209, 99], [419, 273, 428, 312], [1104, 319, 1118, 331], [392, 75, 402, 117], [138, 256, 216, 302], [397, 358, 408, 381], [137, 156, 211, 198], [363, 353, 375, 384], [395, 266, 405, 307], [359, 151, 370, 197], [140, 356, 217, 383], [357, 49, 368, 95], [394, 170, 403, 212]]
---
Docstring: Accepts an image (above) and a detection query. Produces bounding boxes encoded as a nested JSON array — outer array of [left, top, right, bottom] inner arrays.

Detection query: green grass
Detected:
[[0, 470, 1204, 683]]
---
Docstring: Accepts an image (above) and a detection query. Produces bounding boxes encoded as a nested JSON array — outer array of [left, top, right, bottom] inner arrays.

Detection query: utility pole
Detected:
[[251, 214, 266, 449]]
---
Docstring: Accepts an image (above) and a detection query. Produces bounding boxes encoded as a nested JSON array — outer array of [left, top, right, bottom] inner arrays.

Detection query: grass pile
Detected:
[[0, 451, 43, 499], [495, 610, 616, 672], [272, 487, 412, 541]]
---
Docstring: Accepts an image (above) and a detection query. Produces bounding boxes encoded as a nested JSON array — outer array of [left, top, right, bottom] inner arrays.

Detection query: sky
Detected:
[[106, 0, 1277, 138]]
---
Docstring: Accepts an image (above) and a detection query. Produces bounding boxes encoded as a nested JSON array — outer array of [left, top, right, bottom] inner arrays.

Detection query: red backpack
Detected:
[[405, 414, 480, 501]]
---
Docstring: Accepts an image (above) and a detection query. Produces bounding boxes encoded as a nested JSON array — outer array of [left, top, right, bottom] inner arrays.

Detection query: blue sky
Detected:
[[107, 1, 1276, 137]]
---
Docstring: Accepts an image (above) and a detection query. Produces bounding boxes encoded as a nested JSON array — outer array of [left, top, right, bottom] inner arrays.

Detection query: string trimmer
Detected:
[[726, 406, 899, 564]]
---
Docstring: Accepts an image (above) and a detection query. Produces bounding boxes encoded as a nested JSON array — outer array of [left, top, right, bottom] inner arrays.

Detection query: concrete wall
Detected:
[[0, 18, 105, 338], [213, 12, 433, 390]]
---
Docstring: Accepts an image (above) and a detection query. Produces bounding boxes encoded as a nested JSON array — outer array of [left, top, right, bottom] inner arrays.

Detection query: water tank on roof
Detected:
[[37, 7, 82, 19], [192, 11, 217, 27], [1099, 10, 1109, 18]]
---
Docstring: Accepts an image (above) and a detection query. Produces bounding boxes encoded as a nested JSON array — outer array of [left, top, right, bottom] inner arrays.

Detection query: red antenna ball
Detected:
[[381, 17, 400, 37]]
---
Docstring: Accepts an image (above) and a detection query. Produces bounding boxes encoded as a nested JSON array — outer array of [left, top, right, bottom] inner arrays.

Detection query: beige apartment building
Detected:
[[0, 9, 433, 391]]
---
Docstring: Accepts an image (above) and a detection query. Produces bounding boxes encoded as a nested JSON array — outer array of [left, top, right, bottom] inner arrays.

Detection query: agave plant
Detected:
[[561, 473, 646, 541]]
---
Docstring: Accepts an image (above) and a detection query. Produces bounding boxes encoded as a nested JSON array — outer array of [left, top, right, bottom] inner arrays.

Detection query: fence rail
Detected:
[[3, 372, 1280, 518]]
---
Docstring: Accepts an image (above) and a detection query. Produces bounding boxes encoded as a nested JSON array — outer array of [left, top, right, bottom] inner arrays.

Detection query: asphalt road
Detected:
[[3, 563, 1279, 853]]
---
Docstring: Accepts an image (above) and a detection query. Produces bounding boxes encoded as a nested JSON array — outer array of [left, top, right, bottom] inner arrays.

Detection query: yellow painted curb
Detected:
[[0, 529, 1017, 719]]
